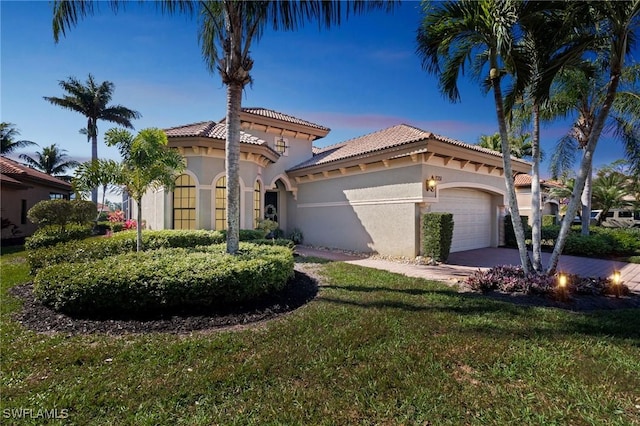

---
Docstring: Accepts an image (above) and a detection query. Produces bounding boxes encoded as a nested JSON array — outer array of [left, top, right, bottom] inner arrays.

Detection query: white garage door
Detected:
[[431, 188, 492, 252]]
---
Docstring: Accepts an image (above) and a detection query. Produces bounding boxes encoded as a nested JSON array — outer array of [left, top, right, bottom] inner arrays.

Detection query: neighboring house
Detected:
[[514, 174, 563, 225], [1, 156, 73, 241], [141, 108, 530, 257]]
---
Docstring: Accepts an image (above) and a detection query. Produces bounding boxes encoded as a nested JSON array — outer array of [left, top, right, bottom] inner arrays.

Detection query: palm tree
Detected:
[[43, 74, 141, 204], [105, 128, 185, 251], [547, 64, 640, 236], [1, 122, 36, 154], [417, 0, 533, 273], [477, 132, 534, 159], [544, 1, 640, 273], [505, 1, 593, 272], [591, 171, 633, 223], [73, 159, 122, 217], [18, 143, 80, 177], [52, 0, 395, 254]]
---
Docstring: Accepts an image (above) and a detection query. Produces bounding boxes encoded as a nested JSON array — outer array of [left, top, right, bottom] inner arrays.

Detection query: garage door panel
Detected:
[[431, 188, 492, 252]]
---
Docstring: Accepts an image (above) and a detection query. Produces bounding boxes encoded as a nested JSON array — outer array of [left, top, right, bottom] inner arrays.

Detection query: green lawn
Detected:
[[1, 249, 639, 425]]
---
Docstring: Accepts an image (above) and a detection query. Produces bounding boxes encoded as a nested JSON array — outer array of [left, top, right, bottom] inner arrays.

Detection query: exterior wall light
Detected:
[[426, 175, 440, 192]]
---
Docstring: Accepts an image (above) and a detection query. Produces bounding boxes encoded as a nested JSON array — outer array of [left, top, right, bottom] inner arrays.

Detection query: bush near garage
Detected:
[[422, 212, 454, 262], [33, 243, 295, 316]]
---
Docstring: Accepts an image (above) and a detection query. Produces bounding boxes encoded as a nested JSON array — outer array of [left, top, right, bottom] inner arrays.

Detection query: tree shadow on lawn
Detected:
[[9, 269, 318, 335], [317, 284, 640, 341]]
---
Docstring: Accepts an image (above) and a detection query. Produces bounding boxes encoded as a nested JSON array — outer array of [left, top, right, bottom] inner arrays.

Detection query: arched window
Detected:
[[173, 174, 196, 230], [215, 176, 227, 230], [254, 181, 261, 227]]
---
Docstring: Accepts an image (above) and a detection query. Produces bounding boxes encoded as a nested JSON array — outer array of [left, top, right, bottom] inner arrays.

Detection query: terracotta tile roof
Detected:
[[241, 107, 330, 132], [0, 156, 72, 189], [429, 133, 515, 158], [514, 173, 566, 188], [290, 124, 432, 170], [164, 121, 266, 145], [514, 173, 532, 186], [291, 124, 529, 172]]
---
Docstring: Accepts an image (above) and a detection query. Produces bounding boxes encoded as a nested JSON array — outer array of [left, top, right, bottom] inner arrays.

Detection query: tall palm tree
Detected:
[[506, 1, 594, 271], [43, 74, 141, 204], [417, 0, 533, 273], [52, 0, 395, 254], [543, 1, 640, 273], [1, 122, 36, 154], [18, 143, 80, 177], [547, 64, 640, 236]]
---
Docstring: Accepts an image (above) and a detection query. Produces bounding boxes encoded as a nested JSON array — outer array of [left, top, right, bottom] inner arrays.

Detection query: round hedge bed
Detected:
[[33, 243, 294, 316]]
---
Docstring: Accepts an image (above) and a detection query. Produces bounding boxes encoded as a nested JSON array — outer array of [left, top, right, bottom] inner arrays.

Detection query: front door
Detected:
[[264, 191, 279, 224]]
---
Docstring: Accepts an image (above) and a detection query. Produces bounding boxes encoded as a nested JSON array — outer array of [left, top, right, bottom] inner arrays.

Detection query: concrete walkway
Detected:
[[295, 246, 640, 294]]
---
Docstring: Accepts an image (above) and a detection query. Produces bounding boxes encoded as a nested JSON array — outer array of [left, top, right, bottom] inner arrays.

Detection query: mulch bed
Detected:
[[8, 262, 639, 336], [9, 265, 320, 336]]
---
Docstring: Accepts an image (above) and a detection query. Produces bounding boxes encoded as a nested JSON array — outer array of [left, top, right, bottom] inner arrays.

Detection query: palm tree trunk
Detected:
[[546, 73, 622, 274], [91, 132, 98, 204], [580, 161, 592, 236], [136, 197, 142, 252], [531, 102, 543, 272], [225, 81, 242, 254], [491, 71, 531, 274]]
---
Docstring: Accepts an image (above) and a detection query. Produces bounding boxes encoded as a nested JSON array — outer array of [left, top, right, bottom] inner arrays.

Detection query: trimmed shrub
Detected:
[[27, 199, 97, 231], [504, 215, 531, 247], [27, 229, 288, 274], [288, 228, 304, 245], [70, 200, 98, 225], [563, 233, 613, 257], [542, 215, 556, 227], [422, 213, 454, 262], [590, 227, 640, 256], [25, 224, 93, 250], [33, 243, 295, 315]]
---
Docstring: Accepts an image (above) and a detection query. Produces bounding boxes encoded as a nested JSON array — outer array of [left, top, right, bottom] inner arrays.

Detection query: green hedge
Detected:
[[25, 225, 94, 250], [503, 219, 640, 258], [33, 243, 294, 315], [27, 229, 274, 274], [422, 213, 454, 262]]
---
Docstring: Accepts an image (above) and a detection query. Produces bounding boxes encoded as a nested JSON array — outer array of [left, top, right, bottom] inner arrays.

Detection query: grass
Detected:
[[2, 249, 640, 425]]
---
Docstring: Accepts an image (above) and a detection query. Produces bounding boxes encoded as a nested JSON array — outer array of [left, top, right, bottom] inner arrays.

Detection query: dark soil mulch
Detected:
[[9, 265, 320, 336], [9, 261, 639, 336], [460, 287, 640, 312]]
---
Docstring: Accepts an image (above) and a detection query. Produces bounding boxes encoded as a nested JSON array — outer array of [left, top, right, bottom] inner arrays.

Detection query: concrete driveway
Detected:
[[295, 246, 640, 294]]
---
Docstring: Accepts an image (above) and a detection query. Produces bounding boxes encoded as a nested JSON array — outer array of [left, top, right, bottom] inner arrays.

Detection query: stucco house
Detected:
[[513, 173, 563, 224], [1, 156, 73, 241], [141, 108, 531, 257]]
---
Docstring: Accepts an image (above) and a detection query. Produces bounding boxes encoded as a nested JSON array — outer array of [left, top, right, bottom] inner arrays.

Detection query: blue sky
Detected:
[[1, 0, 631, 179]]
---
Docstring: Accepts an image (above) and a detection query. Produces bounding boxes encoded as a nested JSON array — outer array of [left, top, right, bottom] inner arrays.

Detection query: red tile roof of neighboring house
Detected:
[[0, 156, 72, 189], [164, 121, 266, 145], [290, 124, 518, 171], [514, 173, 566, 188], [240, 107, 330, 132]]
